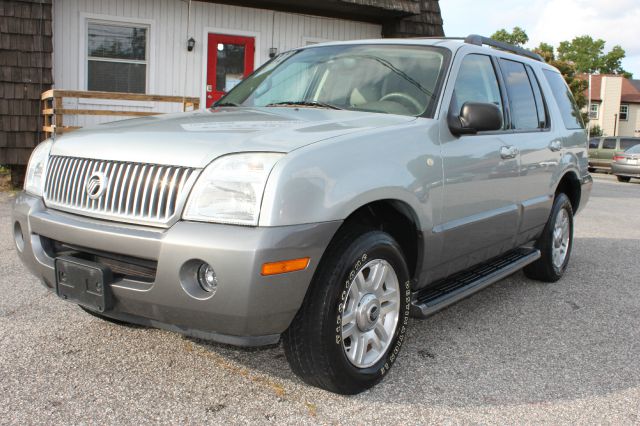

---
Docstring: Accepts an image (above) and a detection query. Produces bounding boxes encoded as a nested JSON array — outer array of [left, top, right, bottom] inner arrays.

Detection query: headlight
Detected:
[[183, 153, 284, 226], [24, 140, 52, 197]]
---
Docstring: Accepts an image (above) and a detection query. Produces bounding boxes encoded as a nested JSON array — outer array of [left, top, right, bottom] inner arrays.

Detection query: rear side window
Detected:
[[588, 138, 600, 149], [542, 69, 584, 129], [499, 59, 539, 130], [525, 65, 549, 128], [620, 138, 640, 150], [602, 138, 616, 150]]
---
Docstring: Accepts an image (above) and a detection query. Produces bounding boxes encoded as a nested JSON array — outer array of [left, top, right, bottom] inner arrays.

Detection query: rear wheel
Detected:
[[588, 167, 596, 173], [617, 175, 631, 183], [524, 193, 573, 282], [283, 227, 411, 394]]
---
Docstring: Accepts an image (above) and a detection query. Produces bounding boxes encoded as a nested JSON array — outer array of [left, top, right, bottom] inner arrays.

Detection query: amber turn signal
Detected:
[[261, 257, 310, 276]]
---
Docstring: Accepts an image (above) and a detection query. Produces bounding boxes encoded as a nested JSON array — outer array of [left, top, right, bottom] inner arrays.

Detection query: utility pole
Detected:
[[587, 74, 592, 139], [613, 113, 618, 137]]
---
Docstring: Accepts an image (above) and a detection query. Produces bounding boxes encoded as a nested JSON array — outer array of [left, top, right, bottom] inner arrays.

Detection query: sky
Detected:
[[440, 0, 640, 78]]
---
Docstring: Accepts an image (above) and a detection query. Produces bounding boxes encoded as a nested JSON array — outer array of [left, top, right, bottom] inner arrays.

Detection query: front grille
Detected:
[[44, 156, 198, 227]]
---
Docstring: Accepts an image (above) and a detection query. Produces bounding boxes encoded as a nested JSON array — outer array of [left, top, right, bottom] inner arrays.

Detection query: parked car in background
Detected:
[[588, 136, 640, 172], [612, 144, 640, 182]]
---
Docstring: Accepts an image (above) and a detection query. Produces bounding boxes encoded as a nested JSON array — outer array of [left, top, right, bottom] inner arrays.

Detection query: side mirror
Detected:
[[448, 102, 503, 136]]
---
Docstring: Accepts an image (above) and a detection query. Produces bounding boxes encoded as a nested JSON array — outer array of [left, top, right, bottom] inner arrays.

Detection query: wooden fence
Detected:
[[41, 90, 200, 138]]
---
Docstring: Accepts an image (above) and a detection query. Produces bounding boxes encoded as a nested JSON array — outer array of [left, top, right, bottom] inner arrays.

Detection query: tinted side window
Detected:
[[525, 65, 549, 128], [542, 69, 584, 129], [602, 138, 616, 150], [499, 59, 539, 130], [452, 54, 503, 122], [588, 138, 600, 149], [620, 138, 640, 150]]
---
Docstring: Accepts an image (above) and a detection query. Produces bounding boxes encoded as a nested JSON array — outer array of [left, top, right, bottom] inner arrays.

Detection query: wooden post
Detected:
[[54, 95, 63, 136]]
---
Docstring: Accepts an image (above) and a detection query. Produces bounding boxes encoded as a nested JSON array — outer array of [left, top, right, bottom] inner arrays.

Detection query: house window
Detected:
[[87, 21, 148, 93], [620, 104, 629, 121], [589, 103, 599, 119]]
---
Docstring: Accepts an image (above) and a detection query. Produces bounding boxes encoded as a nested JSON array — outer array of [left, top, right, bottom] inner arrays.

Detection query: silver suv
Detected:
[[12, 35, 592, 394]]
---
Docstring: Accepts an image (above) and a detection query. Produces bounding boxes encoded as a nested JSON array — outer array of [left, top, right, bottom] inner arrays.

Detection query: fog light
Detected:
[[197, 263, 218, 293]]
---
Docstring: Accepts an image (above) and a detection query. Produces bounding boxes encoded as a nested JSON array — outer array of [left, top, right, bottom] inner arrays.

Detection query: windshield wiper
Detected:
[[265, 101, 342, 110]]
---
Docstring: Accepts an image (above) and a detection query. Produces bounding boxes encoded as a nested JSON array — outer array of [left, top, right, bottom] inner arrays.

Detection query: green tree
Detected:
[[534, 42, 555, 62], [531, 42, 589, 116], [557, 36, 631, 77], [490, 27, 529, 47], [589, 124, 603, 137]]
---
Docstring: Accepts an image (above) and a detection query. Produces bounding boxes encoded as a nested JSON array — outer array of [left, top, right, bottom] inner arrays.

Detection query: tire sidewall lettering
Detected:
[[332, 241, 410, 383]]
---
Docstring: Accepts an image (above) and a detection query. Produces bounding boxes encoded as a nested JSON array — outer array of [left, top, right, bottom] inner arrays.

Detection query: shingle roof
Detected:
[[585, 74, 640, 104], [0, 0, 53, 166]]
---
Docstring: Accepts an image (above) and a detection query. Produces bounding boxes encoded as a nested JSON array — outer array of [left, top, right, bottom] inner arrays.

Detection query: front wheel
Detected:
[[524, 193, 574, 282], [617, 175, 631, 183], [283, 228, 411, 394]]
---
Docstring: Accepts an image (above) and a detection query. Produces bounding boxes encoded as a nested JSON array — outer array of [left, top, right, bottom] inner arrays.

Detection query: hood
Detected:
[[50, 107, 416, 168]]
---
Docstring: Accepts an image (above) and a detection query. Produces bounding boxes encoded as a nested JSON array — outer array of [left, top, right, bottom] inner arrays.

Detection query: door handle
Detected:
[[500, 145, 518, 159], [549, 140, 563, 152]]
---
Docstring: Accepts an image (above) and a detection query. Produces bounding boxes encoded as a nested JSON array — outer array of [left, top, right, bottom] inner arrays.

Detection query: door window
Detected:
[[588, 138, 600, 149], [216, 43, 246, 92], [452, 54, 503, 123], [499, 59, 540, 130], [602, 138, 616, 150]]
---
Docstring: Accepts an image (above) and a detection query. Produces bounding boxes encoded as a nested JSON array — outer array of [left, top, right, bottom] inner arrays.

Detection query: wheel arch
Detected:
[[332, 199, 424, 283], [554, 170, 581, 213]]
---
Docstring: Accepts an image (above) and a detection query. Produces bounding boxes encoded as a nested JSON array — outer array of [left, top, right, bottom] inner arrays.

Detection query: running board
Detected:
[[411, 248, 541, 318]]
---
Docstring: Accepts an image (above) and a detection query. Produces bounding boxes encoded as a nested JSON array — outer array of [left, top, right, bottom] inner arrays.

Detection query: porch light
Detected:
[[187, 37, 196, 52]]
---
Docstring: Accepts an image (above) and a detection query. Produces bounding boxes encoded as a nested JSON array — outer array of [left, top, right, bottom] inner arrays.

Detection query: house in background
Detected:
[[586, 74, 640, 137], [0, 0, 444, 182]]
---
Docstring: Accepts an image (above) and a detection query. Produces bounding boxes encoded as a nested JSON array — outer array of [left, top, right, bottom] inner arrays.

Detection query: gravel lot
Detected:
[[1, 173, 639, 424]]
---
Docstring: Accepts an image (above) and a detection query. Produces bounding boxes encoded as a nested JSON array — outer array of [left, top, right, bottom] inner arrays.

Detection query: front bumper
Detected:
[[12, 192, 341, 346]]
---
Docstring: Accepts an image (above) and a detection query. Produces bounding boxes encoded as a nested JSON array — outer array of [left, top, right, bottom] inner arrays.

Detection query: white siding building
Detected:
[[587, 74, 640, 137]]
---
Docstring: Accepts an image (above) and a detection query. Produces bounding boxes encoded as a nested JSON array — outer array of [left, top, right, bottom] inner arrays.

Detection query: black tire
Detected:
[[617, 175, 631, 183], [283, 227, 411, 394], [587, 167, 596, 173], [524, 193, 574, 282]]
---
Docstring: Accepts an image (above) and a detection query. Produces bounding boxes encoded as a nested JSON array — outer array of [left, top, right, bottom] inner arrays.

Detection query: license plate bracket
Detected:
[[55, 256, 114, 312]]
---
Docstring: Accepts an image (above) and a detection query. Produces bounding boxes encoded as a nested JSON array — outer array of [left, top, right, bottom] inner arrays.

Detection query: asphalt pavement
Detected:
[[1, 173, 639, 424]]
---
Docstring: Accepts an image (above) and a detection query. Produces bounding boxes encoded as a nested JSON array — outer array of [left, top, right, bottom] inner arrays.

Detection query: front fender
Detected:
[[259, 118, 443, 234]]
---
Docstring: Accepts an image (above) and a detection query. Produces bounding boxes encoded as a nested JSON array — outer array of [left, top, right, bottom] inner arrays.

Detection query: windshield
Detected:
[[217, 44, 448, 117]]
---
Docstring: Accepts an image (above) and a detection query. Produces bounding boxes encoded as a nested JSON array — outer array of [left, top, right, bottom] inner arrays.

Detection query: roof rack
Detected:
[[464, 34, 544, 62]]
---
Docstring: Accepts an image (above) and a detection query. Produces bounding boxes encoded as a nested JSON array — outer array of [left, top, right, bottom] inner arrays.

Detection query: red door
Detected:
[[206, 33, 255, 107]]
